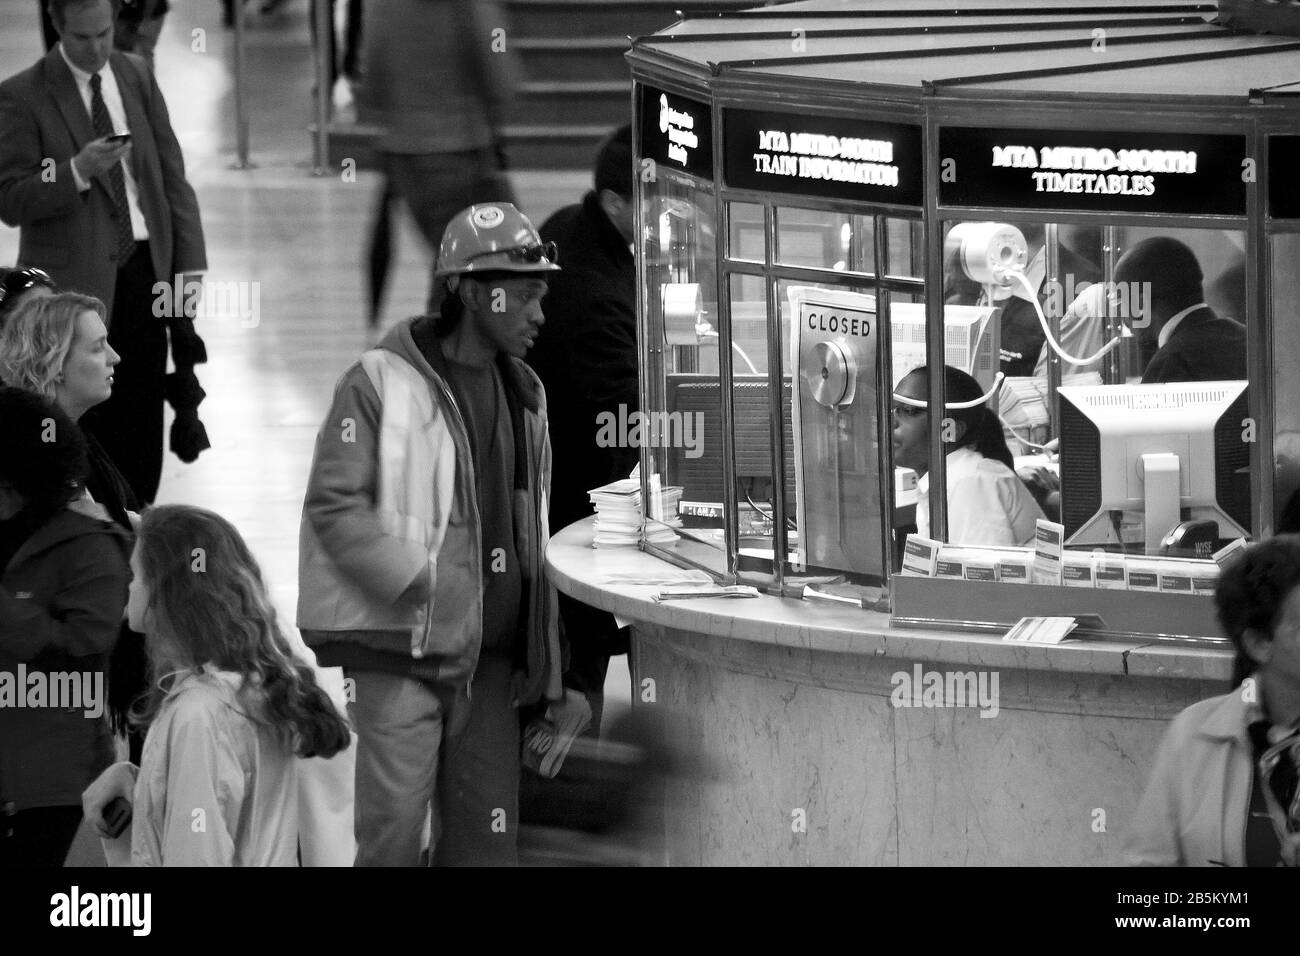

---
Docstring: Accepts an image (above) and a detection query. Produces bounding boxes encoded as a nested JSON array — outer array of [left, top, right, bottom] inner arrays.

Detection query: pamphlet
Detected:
[[1003, 616, 1078, 644], [997, 553, 1032, 583], [901, 534, 941, 576], [1031, 519, 1065, 585], [934, 547, 966, 579], [1213, 537, 1249, 568], [1092, 552, 1128, 590], [1061, 551, 1094, 587]]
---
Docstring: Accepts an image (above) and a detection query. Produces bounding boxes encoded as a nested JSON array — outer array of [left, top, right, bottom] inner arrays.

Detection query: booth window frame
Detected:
[[924, 98, 1273, 544], [629, 61, 1294, 619]]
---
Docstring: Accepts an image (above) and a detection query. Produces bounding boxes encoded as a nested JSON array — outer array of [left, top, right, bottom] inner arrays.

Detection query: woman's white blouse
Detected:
[[916, 446, 1045, 547]]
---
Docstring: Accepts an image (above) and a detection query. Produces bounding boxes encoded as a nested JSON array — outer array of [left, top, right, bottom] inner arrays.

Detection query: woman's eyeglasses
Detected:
[[891, 403, 927, 419]]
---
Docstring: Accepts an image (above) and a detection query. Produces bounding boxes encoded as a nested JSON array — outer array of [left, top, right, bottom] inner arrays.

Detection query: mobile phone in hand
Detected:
[[103, 795, 132, 838], [104, 133, 132, 145]]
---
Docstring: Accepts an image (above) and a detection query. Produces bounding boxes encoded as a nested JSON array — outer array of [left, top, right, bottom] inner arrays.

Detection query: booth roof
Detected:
[[632, 1, 1300, 103]]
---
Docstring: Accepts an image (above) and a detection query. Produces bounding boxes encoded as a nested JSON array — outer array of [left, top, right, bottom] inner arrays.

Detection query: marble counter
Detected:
[[546, 519, 1233, 865]]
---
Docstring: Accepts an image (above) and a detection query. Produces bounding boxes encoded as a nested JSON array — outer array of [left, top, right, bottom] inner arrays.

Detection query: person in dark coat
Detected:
[[0, 291, 147, 762], [1112, 237, 1248, 384], [526, 125, 637, 734], [0, 388, 130, 867]]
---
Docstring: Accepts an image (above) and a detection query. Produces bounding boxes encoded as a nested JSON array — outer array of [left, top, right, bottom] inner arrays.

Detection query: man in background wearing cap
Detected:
[[525, 125, 637, 738], [297, 202, 564, 866], [1112, 236, 1247, 384]]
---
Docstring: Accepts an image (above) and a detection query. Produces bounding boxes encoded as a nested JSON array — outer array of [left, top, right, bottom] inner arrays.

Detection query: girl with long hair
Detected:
[[892, 364, 1044, 546], [82, 505, 351, 865]]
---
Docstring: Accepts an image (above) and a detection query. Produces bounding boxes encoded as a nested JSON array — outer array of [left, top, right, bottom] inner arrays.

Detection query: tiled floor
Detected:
[[0, 0, 630, 865]]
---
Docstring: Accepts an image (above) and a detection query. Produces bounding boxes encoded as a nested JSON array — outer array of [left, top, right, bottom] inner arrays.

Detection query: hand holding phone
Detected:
[[82, 760, 138, 838], [74, 135, 133, 181], [102, 795, 133, 839]]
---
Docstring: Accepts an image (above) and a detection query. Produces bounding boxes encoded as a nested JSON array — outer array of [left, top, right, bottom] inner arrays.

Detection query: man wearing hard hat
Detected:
[[296, 202, 565, 866]]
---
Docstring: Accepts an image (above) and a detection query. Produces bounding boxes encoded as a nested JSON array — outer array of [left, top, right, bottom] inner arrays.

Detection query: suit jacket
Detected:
[[0, 47, 206, 310], [1142, 306, 1247, 384]]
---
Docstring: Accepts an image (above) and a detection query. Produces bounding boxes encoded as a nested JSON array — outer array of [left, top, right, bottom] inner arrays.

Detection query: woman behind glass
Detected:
[[892, 364, 1044, 547]]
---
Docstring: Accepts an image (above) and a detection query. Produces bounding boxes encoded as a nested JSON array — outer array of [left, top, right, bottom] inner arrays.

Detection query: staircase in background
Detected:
[[328, 0, 762, 170], [501, 0, 760, 167]]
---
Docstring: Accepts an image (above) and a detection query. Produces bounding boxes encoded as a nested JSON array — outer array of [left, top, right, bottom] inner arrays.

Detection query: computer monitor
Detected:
[[889, 303, 998, 391], [665, 373, 795, 520], [1058, 381, 1251, 552]]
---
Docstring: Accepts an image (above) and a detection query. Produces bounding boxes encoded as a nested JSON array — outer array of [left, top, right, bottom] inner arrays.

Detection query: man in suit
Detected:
[[0, 0, 206, 504], [1112, 237, 1247, 384]]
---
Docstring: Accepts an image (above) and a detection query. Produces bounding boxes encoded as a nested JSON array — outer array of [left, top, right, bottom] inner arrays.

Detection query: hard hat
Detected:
[[434, 202, 560, 278]]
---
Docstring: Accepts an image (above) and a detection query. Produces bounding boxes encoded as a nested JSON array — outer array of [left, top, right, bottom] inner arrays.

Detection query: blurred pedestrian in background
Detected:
[[114, 0, 168, 67], [357, 0, 518, 325]]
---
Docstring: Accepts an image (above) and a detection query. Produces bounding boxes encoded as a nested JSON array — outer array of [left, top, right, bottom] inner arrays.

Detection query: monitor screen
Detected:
[[666, 374, 795, 519], [889, 303, 997, 391], [1059, 380, 1250, 550]]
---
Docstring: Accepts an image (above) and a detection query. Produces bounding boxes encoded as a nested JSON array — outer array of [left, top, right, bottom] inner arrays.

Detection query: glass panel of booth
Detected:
[[728, 202, 764, 263], [921, 218, 1252, 569], [710, 208, 930, 587], [1274, 231, 1300, 535], [639, 166, 723, 571], [720, 267, 932, 585], [775, 206, 875, 274]]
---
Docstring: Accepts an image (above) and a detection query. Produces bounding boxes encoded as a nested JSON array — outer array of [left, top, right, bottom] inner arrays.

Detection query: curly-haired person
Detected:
[[1126, 535, 1300, 866], [81, 505, 352, 866]]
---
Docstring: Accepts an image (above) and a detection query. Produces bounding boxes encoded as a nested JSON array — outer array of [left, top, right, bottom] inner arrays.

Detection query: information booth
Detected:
[[543, 0, 1300, 864]]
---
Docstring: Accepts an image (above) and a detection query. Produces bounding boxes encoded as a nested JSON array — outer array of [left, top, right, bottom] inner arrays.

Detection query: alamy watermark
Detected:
[[152, 274, 261, 328], [0, 665, 104, 718], [1040, 274, 1153, 329], [595, 404, 704, 459], [890, 663, 999, 718], [50, 886, 151, 936]]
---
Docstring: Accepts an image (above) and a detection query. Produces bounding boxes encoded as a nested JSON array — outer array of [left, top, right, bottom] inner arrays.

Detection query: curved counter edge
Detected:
[[546, 518, 1233, 682]]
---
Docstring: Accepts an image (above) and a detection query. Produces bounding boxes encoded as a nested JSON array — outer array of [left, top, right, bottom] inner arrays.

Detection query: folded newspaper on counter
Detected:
[[654, 584, 760, 602], [588, 478, 683, 547]]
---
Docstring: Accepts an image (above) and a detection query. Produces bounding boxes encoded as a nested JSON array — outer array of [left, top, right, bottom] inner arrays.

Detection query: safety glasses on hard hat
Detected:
[[466, 242, 559, 266]]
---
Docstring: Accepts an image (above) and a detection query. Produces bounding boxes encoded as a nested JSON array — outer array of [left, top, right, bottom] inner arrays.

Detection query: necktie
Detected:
[[88, 72, 137, 264]]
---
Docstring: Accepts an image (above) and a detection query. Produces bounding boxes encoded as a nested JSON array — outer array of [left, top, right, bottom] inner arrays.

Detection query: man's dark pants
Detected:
[[82, 242, 167, 505]]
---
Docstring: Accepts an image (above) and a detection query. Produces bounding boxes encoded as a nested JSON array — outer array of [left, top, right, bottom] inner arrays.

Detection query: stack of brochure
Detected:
[[588, 478, 682, 547]]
